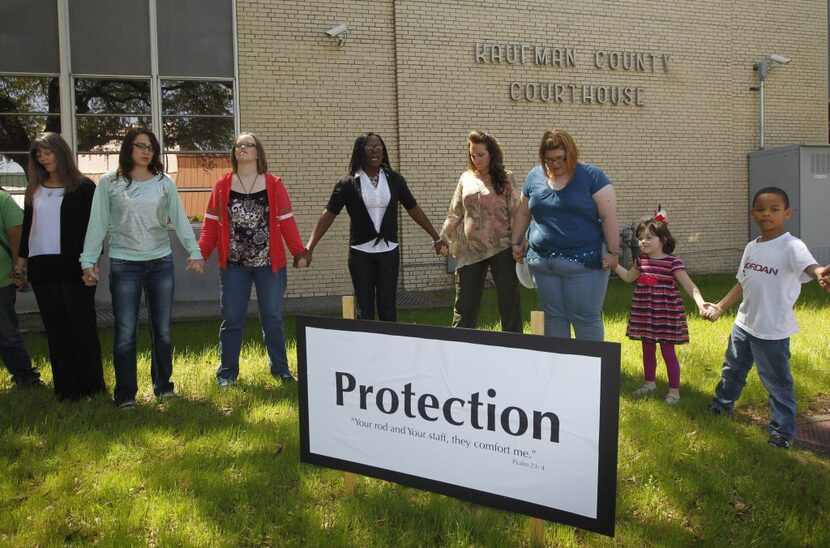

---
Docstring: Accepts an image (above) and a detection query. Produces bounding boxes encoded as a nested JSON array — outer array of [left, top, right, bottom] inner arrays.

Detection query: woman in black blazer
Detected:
[[16, 132, 104, 400], [304, 133, 445, 321]]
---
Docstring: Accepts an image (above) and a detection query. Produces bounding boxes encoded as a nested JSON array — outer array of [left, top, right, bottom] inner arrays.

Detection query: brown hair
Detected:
[[27, 132, 85, 204], [636, 218, 676, 254], [117, 128, 164, 184], [538, 128, 579, 177], [231, 132, 268, 174], [467, 130, 510, 195]]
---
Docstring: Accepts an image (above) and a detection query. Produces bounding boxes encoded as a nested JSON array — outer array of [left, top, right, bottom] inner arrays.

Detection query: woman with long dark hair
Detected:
[[15, 132, 103, 399], [80, 128, 204, 408], [439, 131, 522, 332], [304, 132, 444, 321], [199, 132, 307, 386]]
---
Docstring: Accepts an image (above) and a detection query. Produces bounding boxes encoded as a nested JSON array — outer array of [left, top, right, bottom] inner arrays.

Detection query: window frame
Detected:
[[1, 0, 239, 159]]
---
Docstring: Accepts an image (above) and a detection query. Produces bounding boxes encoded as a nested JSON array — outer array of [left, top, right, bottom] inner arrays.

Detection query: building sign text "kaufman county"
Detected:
[[474, 42, 673, 106]]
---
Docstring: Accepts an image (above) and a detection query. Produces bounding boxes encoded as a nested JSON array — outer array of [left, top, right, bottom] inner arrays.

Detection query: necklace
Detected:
[[237, 173, 259, 195], [42, 183, 64, 197]]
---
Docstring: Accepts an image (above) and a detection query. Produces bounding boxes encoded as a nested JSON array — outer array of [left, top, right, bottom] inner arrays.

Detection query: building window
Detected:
[[75, 78, 153, 178], [162, 80, 234, 153], [0, 76, 61, 184], [0, 0, 237, 212]]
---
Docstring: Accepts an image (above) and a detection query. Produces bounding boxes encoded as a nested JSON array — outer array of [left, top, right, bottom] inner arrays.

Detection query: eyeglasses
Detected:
[[235, 142, 256, 150], [132, 142, 155, 152], [543, 155, 567, 166], [364, 144, 384, 151]]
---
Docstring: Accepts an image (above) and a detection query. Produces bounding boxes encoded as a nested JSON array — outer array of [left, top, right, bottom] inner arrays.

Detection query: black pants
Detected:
[[32, 279, 104, 400], [348, 247, 399, 321], [453, 247, 522, 332]]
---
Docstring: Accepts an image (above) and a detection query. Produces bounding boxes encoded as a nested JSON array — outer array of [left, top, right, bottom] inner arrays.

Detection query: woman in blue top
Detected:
[[511, 129, 620, 341], [81, 128, 204, 408]]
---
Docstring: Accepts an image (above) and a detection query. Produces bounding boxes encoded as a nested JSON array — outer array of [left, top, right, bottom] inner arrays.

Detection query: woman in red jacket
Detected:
[[199, 132, 309, 387]]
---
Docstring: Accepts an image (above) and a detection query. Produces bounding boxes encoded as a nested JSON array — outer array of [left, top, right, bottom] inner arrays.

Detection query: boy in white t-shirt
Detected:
[[705, 187, 828, 448]]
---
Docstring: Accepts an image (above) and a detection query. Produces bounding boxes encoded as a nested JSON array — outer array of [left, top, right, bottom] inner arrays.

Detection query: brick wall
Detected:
[[237, 0, 827, 297]]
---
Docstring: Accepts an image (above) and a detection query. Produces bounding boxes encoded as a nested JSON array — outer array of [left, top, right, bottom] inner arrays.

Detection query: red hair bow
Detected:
[[653, 205, 668, 223]]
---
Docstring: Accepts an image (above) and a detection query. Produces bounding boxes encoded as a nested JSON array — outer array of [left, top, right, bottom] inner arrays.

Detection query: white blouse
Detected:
[[28, 186, 64, 257], [351, 169, 397, 254]]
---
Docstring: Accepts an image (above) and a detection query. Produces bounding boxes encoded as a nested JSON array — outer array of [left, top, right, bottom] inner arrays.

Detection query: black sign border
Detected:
[[296, 315, 620, 537]]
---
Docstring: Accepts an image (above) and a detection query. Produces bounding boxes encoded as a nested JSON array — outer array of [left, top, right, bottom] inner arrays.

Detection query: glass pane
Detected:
[[161, 80, 233, 116], [167, 153, 232, 218], [75, 79, 151, 115], [70, 0, 150, 75], [0, 0, 59, 73], [0, 114, 61, 156], [163, 116, 234, 152], [0, 76, 60, 114], [157, 0, 234, 78], [0, 154, 28, 185], [76, 115, 152, 152], [77, 153, 120, 182]]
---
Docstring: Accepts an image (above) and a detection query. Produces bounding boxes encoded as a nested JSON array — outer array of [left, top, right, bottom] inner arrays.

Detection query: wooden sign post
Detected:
[[342, 296, 357, 494], [529, 310, 546, 545]]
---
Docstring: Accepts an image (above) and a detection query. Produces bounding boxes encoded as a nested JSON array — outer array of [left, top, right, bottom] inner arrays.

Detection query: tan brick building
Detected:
[[2, 1, 827, 299], [234, 1, 828, 297]]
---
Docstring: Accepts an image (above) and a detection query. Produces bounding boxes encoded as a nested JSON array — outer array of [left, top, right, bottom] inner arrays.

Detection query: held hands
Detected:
[[511, 240, 527, 263], [11, 265, 27, 291], [432, 239, 448, 256], [700, 302, 721, 322], [601, 253, 619, 271], [186, 259, 205, 275], [293, 248, 312, 268], [82, 265, 99, 287], [817, 264, 830, 292]]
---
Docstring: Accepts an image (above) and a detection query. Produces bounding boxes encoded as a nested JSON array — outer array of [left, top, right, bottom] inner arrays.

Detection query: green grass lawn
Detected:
[[2, 275, 829, 546]]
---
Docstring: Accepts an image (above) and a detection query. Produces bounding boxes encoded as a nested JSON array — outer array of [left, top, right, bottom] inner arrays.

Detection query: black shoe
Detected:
[[17, 379, 45, 389], [277, 373, 295, 382], [768, 432, 792, 449], [708, 403, 732, 416], [217, 377, 235, 390]]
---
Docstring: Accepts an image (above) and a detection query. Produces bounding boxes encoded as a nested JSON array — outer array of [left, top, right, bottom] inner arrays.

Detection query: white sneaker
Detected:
[[632, 385, 656, 397]]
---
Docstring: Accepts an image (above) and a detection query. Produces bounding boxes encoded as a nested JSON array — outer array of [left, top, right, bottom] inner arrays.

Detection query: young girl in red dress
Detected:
[[612, 211, 710, 404]]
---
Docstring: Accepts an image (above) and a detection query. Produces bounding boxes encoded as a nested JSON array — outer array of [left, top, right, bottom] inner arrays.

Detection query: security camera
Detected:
[[325, 24, 348, 38], [769, 53, 791, 64]]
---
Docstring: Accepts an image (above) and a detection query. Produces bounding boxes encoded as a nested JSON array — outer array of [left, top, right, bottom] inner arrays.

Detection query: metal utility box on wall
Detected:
[[748, 144, 830, 264]]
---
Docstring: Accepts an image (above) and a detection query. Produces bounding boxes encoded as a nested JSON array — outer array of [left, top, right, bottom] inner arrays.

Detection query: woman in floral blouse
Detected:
[[439, 131, 522, 332]]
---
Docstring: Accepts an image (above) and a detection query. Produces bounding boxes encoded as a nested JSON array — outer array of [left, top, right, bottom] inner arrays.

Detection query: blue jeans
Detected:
[[527, 255, 609, 341], [711, 324, 796, 441], [110, 255, 175, 404], [218, 265, 289, 381], [0, 284, 39, 385]]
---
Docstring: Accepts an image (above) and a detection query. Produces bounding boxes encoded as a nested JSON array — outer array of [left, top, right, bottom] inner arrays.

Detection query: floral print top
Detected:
[[440, 170, 520, 271], [228, 190, 270, 267]]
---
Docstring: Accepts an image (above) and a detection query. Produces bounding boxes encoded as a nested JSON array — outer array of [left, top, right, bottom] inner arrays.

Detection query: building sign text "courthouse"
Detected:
[[475, 42, 672, 106]]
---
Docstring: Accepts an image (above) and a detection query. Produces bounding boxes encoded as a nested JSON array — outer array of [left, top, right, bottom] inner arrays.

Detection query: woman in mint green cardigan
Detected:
[[80, 128, 204, 408]]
